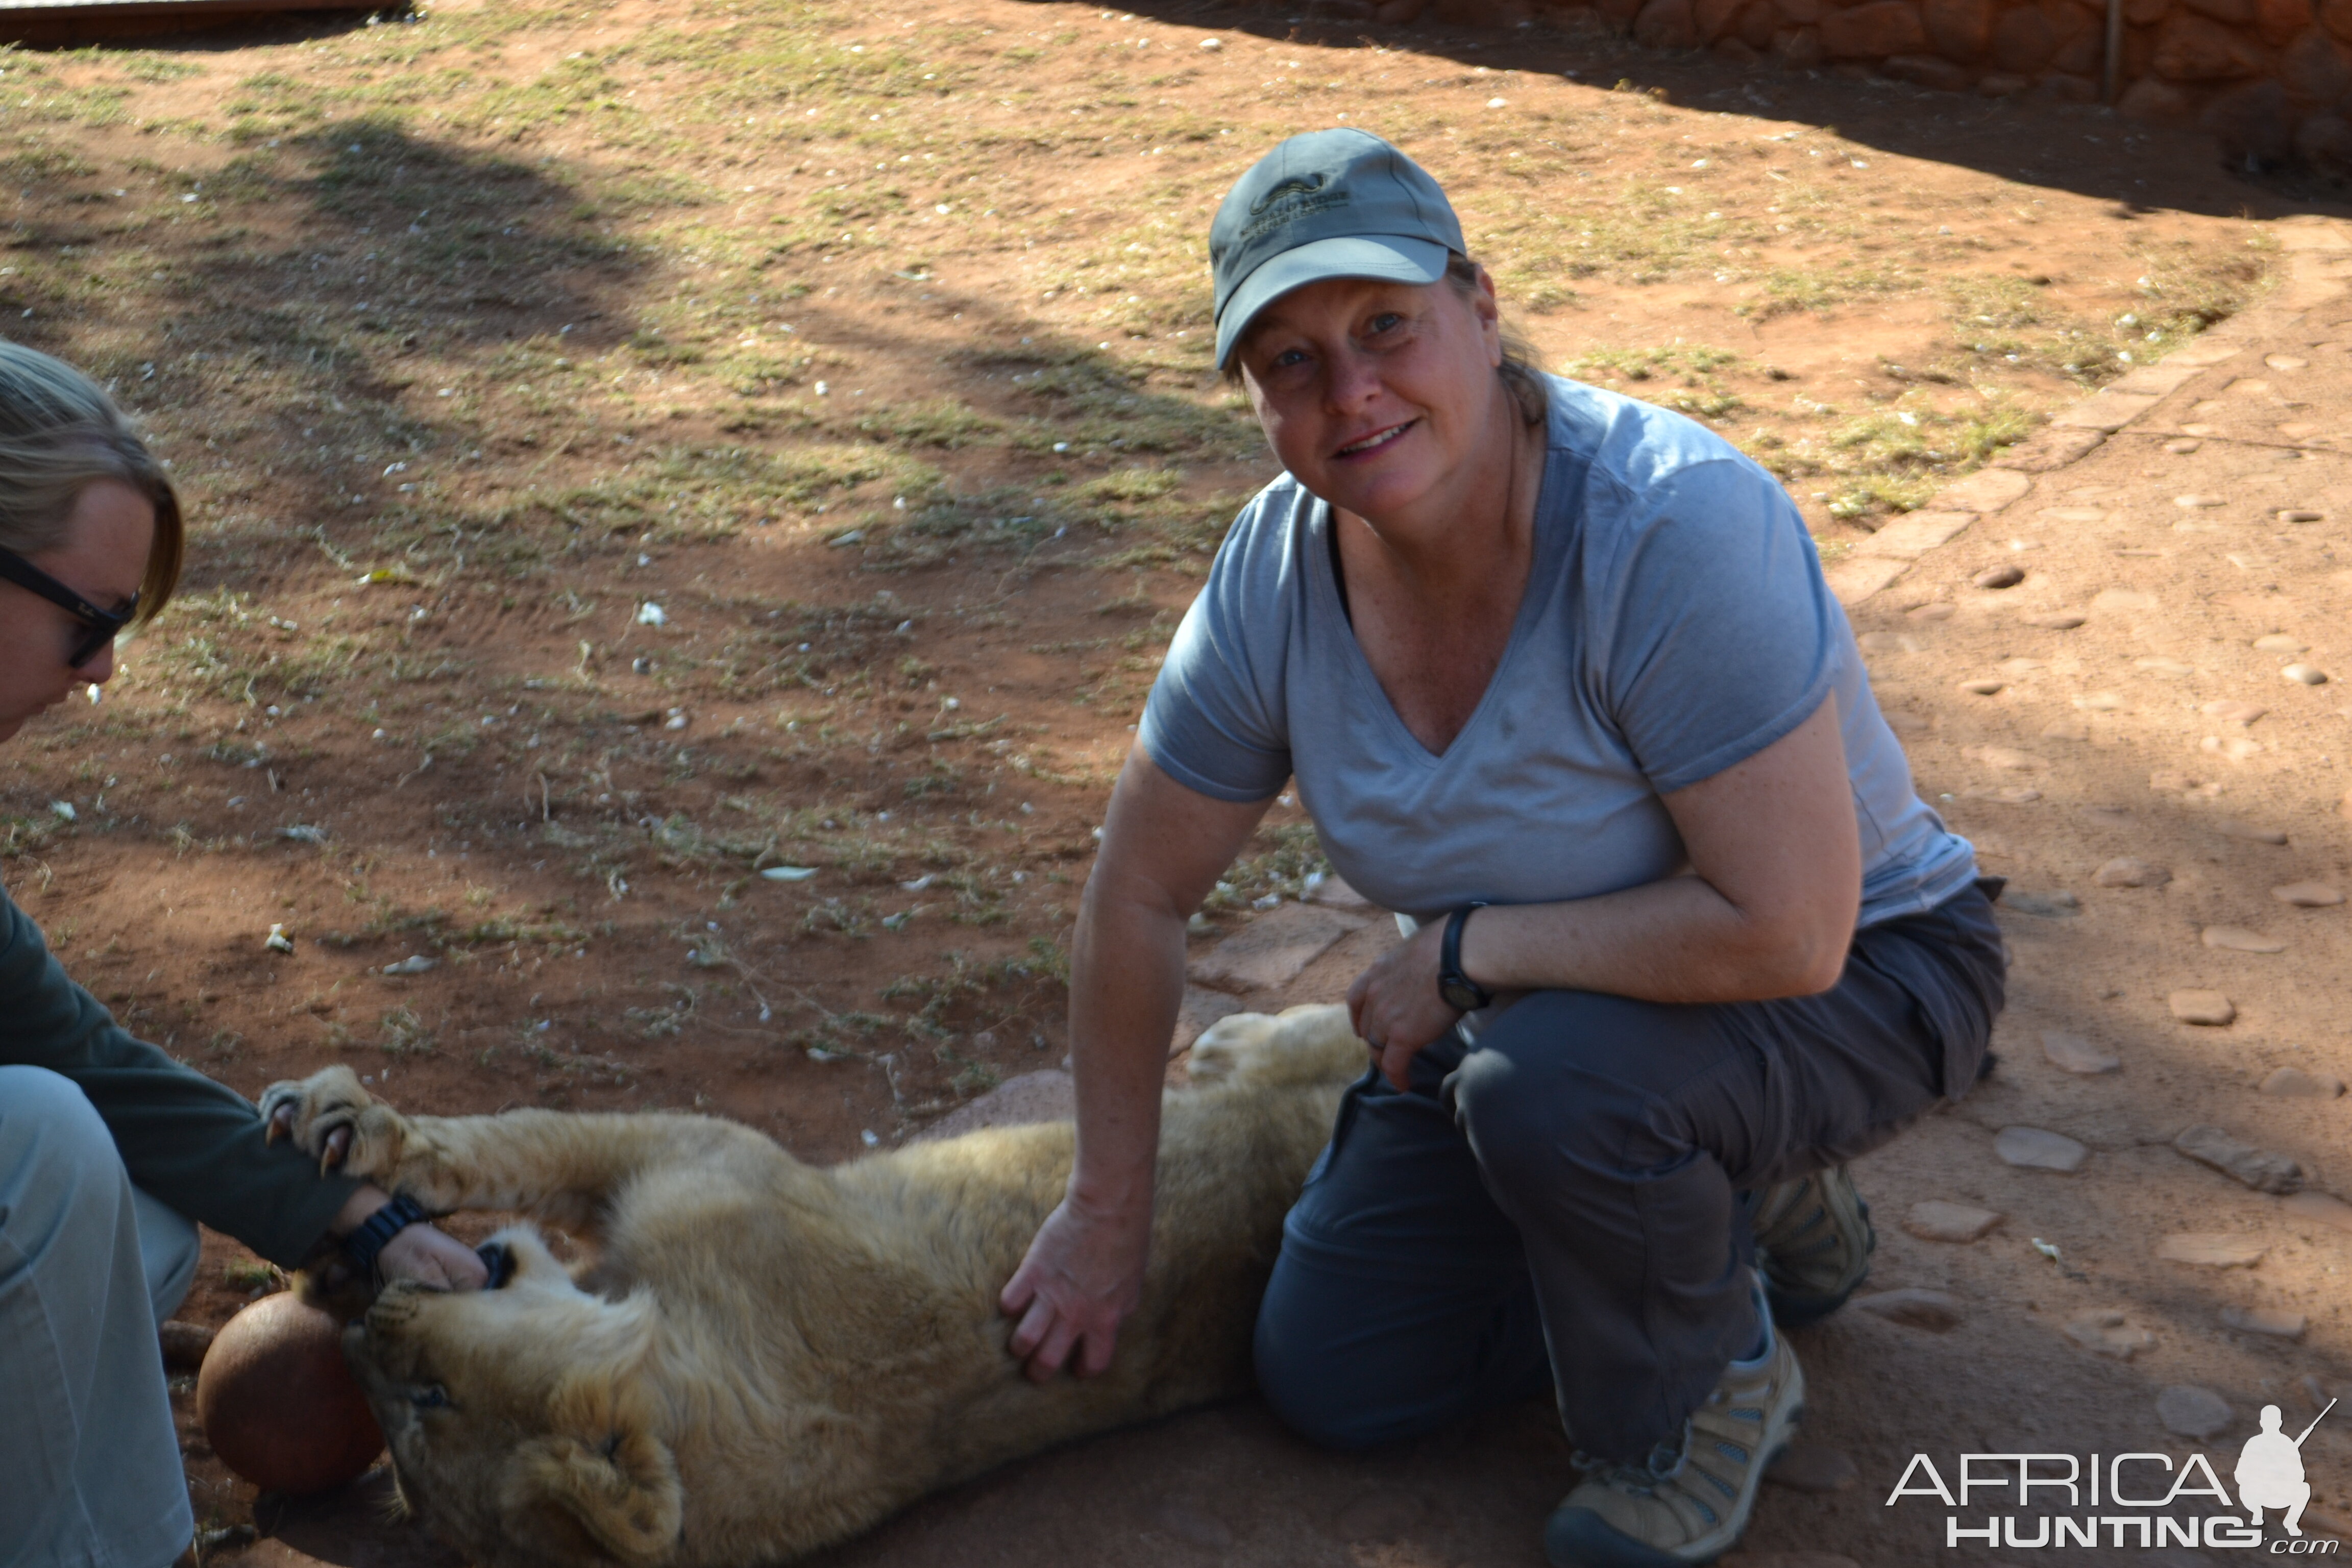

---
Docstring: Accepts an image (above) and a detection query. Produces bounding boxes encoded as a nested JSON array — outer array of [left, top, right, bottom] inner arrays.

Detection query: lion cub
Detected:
[[262, 1003, 1364, 1568]]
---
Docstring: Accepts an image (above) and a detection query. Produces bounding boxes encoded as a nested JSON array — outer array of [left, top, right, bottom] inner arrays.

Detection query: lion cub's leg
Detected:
[[1187, 1003, 1365, 1089], [261, 1066, 714, 1228]]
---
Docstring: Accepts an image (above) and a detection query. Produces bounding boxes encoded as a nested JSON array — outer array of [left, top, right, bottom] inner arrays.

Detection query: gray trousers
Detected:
[[1253, 884, 2005, 1463], [1, 1066, 204, 1568]]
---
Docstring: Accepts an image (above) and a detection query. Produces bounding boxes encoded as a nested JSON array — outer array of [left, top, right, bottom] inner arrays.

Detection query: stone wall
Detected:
[[1364, 0, 2352, 170]]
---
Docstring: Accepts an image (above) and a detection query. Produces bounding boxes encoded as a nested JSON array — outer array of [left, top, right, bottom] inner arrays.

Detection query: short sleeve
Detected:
[[1135, 496, 1297, 803], [1595, 458, 1839, 795]]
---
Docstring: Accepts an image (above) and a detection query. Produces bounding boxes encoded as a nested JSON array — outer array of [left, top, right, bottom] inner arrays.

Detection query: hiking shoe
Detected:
[[1749, 1163, 1873, 1327], [1542, 1332, 1805, 1567]]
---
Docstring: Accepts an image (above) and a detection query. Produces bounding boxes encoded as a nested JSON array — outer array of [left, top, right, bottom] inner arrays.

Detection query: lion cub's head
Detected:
[[342, 1226, 684, 1568]]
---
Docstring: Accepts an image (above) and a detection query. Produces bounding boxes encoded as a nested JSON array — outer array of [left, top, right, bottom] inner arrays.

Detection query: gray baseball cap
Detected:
[[1210, 130, 1464, 371]]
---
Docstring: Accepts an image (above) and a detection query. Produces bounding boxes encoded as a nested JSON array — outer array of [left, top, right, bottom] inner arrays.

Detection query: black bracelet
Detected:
[[341, 1192, 430, 1280]]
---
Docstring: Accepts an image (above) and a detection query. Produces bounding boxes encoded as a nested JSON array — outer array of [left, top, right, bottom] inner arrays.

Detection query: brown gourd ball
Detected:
[[195, 1291, 383, 1494]]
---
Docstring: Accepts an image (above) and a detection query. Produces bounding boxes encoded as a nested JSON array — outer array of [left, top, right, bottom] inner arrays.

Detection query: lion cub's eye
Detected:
[[410, 1385, 452, 1410]]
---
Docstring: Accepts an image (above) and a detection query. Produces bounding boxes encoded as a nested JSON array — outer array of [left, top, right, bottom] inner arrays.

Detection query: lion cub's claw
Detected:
[[258, 1065, 386, 1177]]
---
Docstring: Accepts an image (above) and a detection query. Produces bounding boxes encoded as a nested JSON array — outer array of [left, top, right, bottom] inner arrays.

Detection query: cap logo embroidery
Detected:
[[1248, 173, 1328, 213], [1238, 182, 1350, 247]]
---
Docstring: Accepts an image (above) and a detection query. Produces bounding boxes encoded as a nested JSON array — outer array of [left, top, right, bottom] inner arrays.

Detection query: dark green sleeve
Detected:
[[0, 877, 360, 1268]]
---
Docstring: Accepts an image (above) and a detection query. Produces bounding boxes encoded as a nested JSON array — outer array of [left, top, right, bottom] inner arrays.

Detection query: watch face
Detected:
[[1441, 978, 1484, 1013]]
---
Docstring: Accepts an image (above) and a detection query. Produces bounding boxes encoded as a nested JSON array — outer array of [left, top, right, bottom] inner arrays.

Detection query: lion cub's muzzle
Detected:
[[477, 1240, 518, 1290]]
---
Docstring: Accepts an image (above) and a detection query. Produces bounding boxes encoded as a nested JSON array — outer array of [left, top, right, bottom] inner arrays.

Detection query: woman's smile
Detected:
[[1334, 420, 1417, 460]]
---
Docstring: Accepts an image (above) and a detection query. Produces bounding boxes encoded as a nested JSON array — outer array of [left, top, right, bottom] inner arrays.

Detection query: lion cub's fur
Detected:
[[263, 1004, 1363, 1568]]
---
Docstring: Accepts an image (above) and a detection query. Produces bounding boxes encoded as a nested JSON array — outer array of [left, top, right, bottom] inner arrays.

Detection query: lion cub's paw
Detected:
[[260, 1065, 409, 1179], [1188, 1003, 1360, 1087]]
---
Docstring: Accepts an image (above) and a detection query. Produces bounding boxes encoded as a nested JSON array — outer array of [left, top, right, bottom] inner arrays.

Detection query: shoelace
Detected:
[[1572, 1427, 1694, 1492]]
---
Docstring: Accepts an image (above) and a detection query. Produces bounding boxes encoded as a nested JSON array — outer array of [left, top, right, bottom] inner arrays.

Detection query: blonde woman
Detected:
[[0, 341, 484, 1568], [1002, 133, 2004, 1568]]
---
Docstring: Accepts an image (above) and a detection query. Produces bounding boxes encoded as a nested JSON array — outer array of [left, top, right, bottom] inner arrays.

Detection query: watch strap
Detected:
[[1440, 903, 1493, 1012], [341, 1192, 430, 1280]]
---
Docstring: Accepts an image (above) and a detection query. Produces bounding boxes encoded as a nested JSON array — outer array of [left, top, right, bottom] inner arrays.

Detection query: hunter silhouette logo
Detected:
[[2241, 1401, 2334, 1537]]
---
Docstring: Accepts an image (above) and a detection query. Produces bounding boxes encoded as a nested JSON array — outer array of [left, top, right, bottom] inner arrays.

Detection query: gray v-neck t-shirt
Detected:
[[1136, 374, 1976, 930]]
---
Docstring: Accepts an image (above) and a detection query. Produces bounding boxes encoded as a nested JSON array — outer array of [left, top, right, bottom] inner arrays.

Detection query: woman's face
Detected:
[[1234, 271, 1505, 526], [0, 480, 154, 744]]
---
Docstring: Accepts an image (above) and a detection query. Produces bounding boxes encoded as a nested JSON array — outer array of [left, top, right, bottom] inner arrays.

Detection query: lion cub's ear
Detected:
[[504, 1425, 683, 1566]]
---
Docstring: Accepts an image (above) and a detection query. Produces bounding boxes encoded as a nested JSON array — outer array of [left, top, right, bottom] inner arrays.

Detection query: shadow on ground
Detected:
[[1112, 0, 2352, 218]]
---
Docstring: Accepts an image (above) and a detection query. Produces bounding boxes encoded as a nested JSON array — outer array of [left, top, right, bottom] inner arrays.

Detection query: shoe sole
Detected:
[[1543, 1382, 1807, 1566]]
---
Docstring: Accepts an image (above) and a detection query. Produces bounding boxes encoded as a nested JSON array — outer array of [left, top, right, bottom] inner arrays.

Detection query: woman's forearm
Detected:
[[1457, 872, 1851, 1007], [1063, 877, 1190, 1214], [1453, 698, 1861, 1005]]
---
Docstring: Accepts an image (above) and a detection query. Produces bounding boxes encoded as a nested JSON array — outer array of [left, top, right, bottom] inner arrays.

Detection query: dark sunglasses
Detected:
[[0, 545, 137, 669]]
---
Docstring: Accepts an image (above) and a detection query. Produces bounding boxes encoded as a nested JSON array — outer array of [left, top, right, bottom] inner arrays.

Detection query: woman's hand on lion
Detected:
[[999, 1192, 1151, 1381]]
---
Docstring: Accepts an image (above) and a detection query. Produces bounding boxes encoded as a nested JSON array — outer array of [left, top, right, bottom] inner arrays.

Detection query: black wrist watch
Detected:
[[1438, 903, 1492, 1014], [341, 1192, 430, 1281]]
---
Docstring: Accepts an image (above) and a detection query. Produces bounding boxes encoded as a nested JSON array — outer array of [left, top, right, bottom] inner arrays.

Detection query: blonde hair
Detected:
[[1222, 253, 1550, 425], [0, 340, 182, 624], [1443, 253, 1549, 426]]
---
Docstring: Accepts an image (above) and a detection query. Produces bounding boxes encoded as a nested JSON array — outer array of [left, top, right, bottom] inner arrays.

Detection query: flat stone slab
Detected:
[[2094, 856, 2169, 888], [2222, 1306, 2307, 1339], [2053, 390, 2161, 431], [1303, 874, 1369, 910], [2203, 925, 2288, 953], [2105, 362, 2203, 396], [2261, 1066, 2346, 1098], [1903, 1200, 2003, 1242], [1850, 1287, 1964, 1331], [910, 1069, 1073, 1142], [1992, 425, 2106, 471], [1935, 467, 2033, 513], [2283, 1190, 2352, 1235], [2001, 889, 2079, 918], [1856, 510, 1973, 560], [2158, 1384, 2233, 1440], [1188, 903, 1365, 993], [2065, 1309, 2155, 1360], [2175, 1124, 2303, 1194], [2157, 1232, 2268, 1267], [2165, 337, 2253, 365], [1825, 555, 1909, 606], [1996, 1126, 2089, 1172], [2169, 989, 2237, 1025], [2041, 1030, 2121, 1074], [2272, 881, 2345, 906]]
